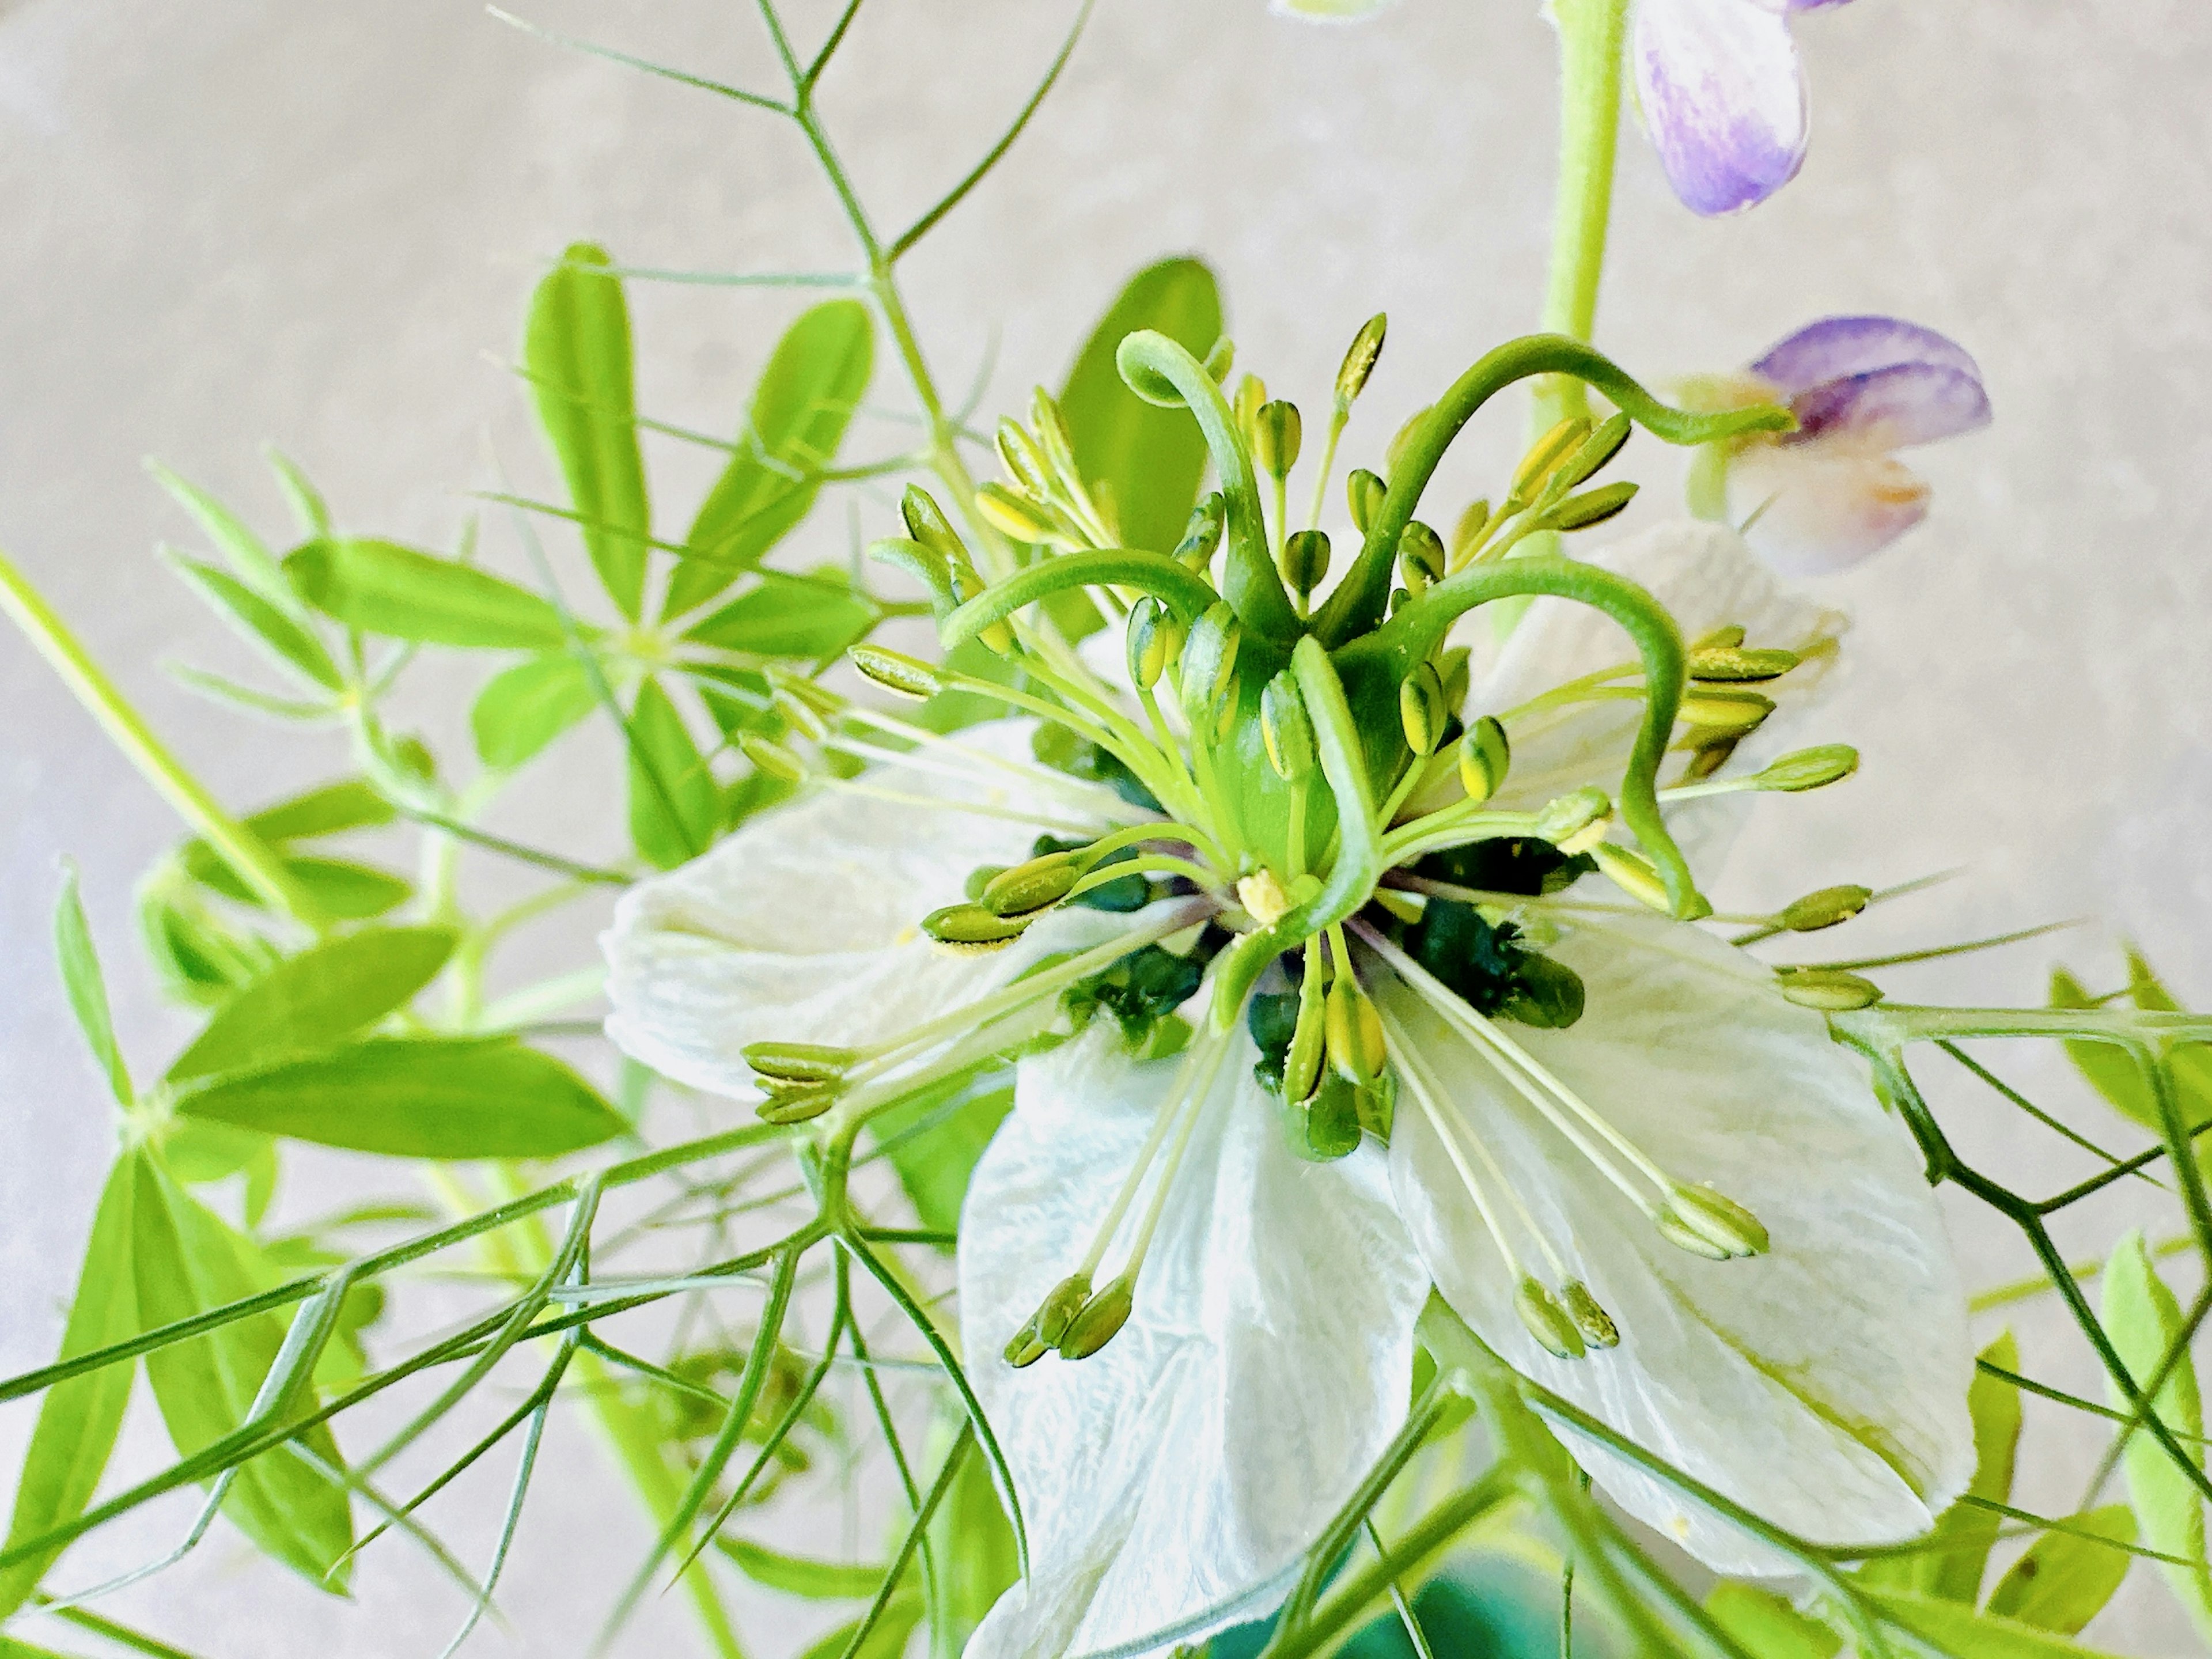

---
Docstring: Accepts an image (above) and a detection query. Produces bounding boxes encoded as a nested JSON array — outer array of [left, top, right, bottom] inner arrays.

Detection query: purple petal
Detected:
[[1786, 362, 1993, 452], [1782, 0, 1854, 10], [1751, 315, 1983, 396], [1634, 0, 1808, 217]]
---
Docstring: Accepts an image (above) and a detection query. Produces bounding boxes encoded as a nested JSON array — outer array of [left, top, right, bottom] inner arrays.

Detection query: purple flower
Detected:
[[1633, 0, 1849, 216], [1706, 316, 1992, 575]]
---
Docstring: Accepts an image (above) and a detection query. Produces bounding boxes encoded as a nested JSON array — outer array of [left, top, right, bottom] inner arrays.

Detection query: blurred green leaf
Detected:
[[798, 1592, 923, 1659], [138, 888, 277, 1007], [286, 537, 572, 650], [528, 243, 652, 621], [163, 1119, 271, 1186], [724, 767, 799, 834], [167, 925, 457, 1082], [913, 636, 1034, 734], [2052, 952, 2211, 1135], [872, 1073, 1014, 1245], [228, 779, 395, 843], [165, 663, 335, 721], [1986, 1504, 2135, 1635], [627, 675, 719, 870], [1705, 1583, 1840, 1659], [2100, 1230, 2212, 1641], [2119, 950, 2212, 1123], [173, 1036, 625, 1159], [688, 662, 775, 743], [664, 298, 875, 620], [0, 1156, 141, 1619], [471, 651, 600, 770], [1060, 256, 1223, 563], [1859, 1330, 2022, 1601], [132, 1156, 354, 1589], [149, 461, 296, 611], [264, 446, 332, 539], [1864, 1589, 2126, 1657], [927, 1422, 1017, 1657], [186, 852, 411, 922], [718, 1537, 887, 1600], [165, 552, 343, 691], [681, 571, 875, 659], [54, 865, 131, 1105]]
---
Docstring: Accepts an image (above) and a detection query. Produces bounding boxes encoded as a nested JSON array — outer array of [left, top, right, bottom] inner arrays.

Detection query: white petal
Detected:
[[1729, 444, 1933, 575], [960, 1028, 1429, 1658], [602, 719, 1105, 1096], [1633, 0, 1808, 217], [1378, 911, 1972, 1573]]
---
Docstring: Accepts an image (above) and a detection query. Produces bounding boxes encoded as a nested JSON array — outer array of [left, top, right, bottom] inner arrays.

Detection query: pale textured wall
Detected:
[[2, 0, 2208, 1652]]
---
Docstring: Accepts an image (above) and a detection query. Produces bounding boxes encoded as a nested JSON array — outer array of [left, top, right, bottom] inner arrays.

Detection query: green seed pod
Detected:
[[1689, 645, 1800, 683], [1175, 493, 1226, 571], [1058, 1275, 1135, 1360], [1778, 883, 1873, 933], [1347, 469, 1387, 533], [1514, 1278, 1588, 1361], [1535, 786, 1611, 845], [1282, 528, 1331, 600], [1778, 967, 1884, 1012], [849, 644, 945, 702], [741, 1041, 855, 1085], [1756, 744, 1860, 792], [1255, 399, 1303, 480], [921, 903, 1033, 953], [1555, 411, 1633, 488], [1398, 521, 1445, 593], [981, 851, 1085, 918], [901, 485, 968, 563], [1679, 687, 1776, 736], [1450, 498, 1491, 565], [1034, 1272, 1093, 1348], [1457, 715, 1511, 804], [1561, 1281, 1619, 1349], [755, 1086, 838, 1126], [1399, 661, 1448, 757], [1334, 312, 1388, 408], [1126, 596, 1185, 691], [1511, 417, 1590, 503], [975, 482, 1058, 545], [1179, 600, 1242, 724], [995, 418, 1051, 497], [739, 734, 808, 783], [1260, 670, 1317, 782], [1203, 335, 1236, 382], [1325, 974, 1387, 1087], [1590, 843, 1672, 913], [1550, 479, 1639, 532], [1662, 1183, 1770, 1259]]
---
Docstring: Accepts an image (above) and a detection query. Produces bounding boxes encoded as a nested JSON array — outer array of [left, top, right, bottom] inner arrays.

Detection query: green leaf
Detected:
[[264, 446, 332, 538], [928, 1422, 1018, 1657], [131, 1156, 354, 1589], [138, 889, 277, 1006], [167, 925, 458, 1082], [185, 851, 411, 921], [238, 779, 396, 842], [1705, 1583, 1840, 1659], [1986, 1505, 2137, 1636], [527, 243, 651, 621], [1059, 256, 1224, 564], [0, 1633, 76, 1657], [1865, 1589, 2127, 1658], [718, 1537, 888, 1600], [2052, 968, 2156, 1129], [471, 651, 600, 770], [871, 1073, 1014, 1245], [285, 538, 572, 649], [1861, 1331, 2024, 1601], [627, 675, 719, 871], [797, 1592, 923, 1659], [2101, 1230, 2212, 1640], [680, 571, 876, 659], [0, 1157, 141, 1619], [173, 1036, 626, 1159], [163, 1119, 271, 1185], [149, 462, 294, 609], [2120, 950, 2212, 1124], [664, 299, 875, 620], [165, 662, 335, 721], [165, 552, 344, 691], [54, 866, 130, 1105]]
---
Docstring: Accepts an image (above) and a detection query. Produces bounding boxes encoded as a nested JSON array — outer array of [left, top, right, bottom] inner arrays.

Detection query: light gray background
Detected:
[[3, 0, 2209, 1653]]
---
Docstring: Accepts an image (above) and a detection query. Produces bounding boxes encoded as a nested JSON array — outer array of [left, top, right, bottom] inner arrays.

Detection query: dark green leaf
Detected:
[[168, 925, 457, 1082], [471, 652, 600, 770], [718, 1537, 888, 1600], [680, 571, 876, 659], [166, 553, 343, 692], [286, 538, 571, 649], [527, 243, 652, 620], [1865, 1589, 2127, 1657], [627, 676, 719, 870], [1705, 1583, 1840, 1659], [54, 866, 130, 1105], [1861, 1330, 2022, 1601], [0, 1157, 141, 1619], [1059, 256, 1224, 562], [664, 298, 874, 620], [132, 1157, 354, 1589], [173, 1036, 626, 1159], [149, 462, 294, 609], [185, 851, 411, 921], [872, 1074, 1016, 1245], [1987, 1505, 2136, 1635]]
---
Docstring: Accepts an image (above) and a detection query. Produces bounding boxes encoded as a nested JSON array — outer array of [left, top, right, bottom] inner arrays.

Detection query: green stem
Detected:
[[0, 547, 332, 930], [1536, 0, 1631, 432]]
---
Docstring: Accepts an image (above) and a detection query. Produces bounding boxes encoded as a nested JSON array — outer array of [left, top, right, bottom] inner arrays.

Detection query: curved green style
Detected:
[[939, 549, 1220, 649]]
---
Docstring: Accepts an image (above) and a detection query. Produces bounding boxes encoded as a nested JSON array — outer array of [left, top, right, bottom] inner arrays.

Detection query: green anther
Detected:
[[1384, 404, 1430, 476], [1233, 374, 1268, 449], [1175, 493, 1226, 571], [1689, 645, 1800, 683], [1126, 596, 1185, 691], [1756, 744, 1860, 792], [981, 851, 1085, 918], [1325, 973, 1387, 1087], [1683, 734, 1740, 783], [902, 484, 969, 563], [921, 903, 1033, 954], [1555, 411, 1633, 488], [1511, 416, 1591, 502], [1662, 1183, 1770, 1259], [1203, 335, 1236, 382], [1399, 661, 1448, 757], [1458, 715, 1511, 804], [1679, 687, 1775, 736], [995, 418, 1051, 497], [1347, 469, 1387, 534], [741, 1040, 855, 1085], [1589, 843, 1672, 914], [1534, 786, 1611, 845], [773, 688, 830, 742], [1058, 1276, 1135, 1360], [849, 643, 945, 702], [1778, 883, 1873, 933], [1692, 623, 1747, 650], [1562, 1281, 1619, 1349], [755, 1086, 838, 1126], [1515, 1278, 1588, 1361], [1256, 399, 1303, 480], [1284, 964, 1328, 1104], [1335, 313, 1388, 408], [1003, 1317, 1048, 1369], [1398, 521, 1445, 594], [1550, 479, 1639, 531], [740, 734, 808, 783], [964, 865, 1007, 902], [1179, 600, 1242, 724], [1777, 967, 1884, 1012], [1030, 388, 1080, 481], [1282, 528, 1331, 600], [1034, 1272, 1093, 1348], [1450, 498, 1491, 565], [975, 482, 1061, 546], [1438, 646, 1471, 715], [1260, 671, 1317, 782]]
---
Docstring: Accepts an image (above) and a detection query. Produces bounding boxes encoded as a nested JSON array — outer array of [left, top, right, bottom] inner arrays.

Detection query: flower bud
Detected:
[[1255, 399, 1303, 480], [1561, 1281, 1619, 1349], [1058, 1275, 1135, 1360], [1347, 468, 1387, 534], [1662, 1183, 1770, 1259], [1555, 412, 1632, 488], [995, 418, 1051, 497], [1514, 1278, 1587, 1361], [922, 902, 1032, 954], [1335, 312, 1388, 408], [1034, 1272, 1092, 1349], [1535, 786, 1611, 846], [849, 644, 945, 702], [1511, 417, 1590, 503], [1778, 884, 1872, 933], [1458, 715, 1510, 804], [1325, 974, 1387, 1087], [1590, 843, 1671, 914], [1398, 521, 1445, 593], [1550, 480, 1639, 532], [1679, 687, 1775, 737], [1755, 744, 1859, 793], [1399, 662, 1448, 757], [982, 851, 1085, 918], [1282, 528, 1331, 601], [1777, 968, 1884, 1011], [1689, 645, 1800, 683], [1126, 596, 1184, 691], [1449, 498, 1491, 566], [739, 734, 808, 783], [1175, 493, 1226, 571], [1260, 671, 1316, 782], [742, 1041, 855, 1085], [1179, 600, 1242, 724]]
